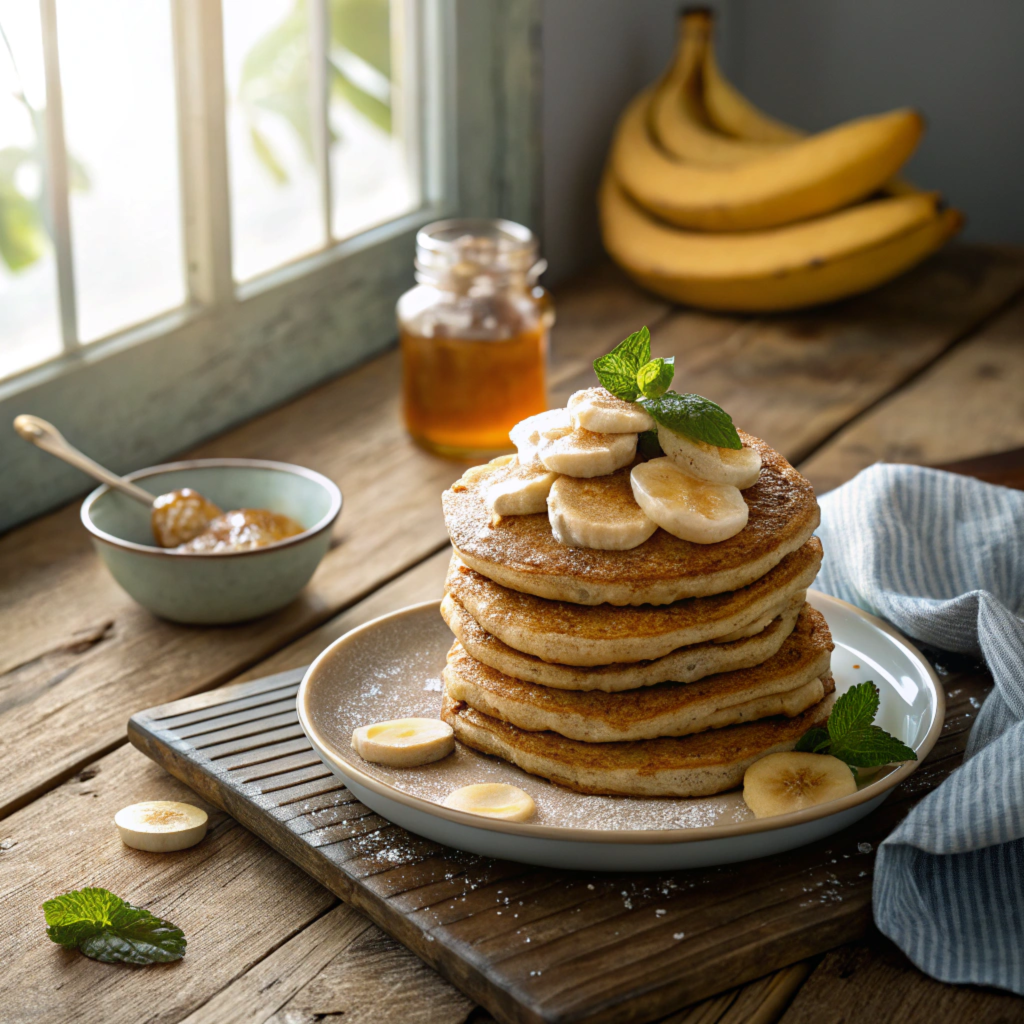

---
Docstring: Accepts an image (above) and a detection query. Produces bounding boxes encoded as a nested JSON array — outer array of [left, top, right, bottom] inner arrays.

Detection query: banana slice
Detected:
[[657, 425, 762, 489], [351, 718, 455, 767], [442, 783, 536, 822], [743, 752, 857, 818], [569, 387, 655, 433], [115, 801, 209, 852], [485, 458, 557, 516], [548, 468, 657, 550], [630, 457, 748, 543], [538, 427, 637, 478], [510, 408, 572, 468]]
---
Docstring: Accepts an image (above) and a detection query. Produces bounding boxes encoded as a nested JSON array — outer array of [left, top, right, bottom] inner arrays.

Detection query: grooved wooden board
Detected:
[[127, 652, 991, 1024]]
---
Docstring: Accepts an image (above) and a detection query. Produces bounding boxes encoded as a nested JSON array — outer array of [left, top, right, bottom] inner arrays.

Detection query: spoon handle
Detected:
[[13, 415, 155, 508]]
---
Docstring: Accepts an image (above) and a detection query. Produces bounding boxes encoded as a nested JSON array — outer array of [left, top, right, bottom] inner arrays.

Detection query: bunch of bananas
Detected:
[[600, 8, 963, 312]]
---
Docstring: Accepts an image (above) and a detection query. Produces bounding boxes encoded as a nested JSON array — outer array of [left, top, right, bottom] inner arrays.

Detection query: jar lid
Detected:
[[415, 218, 544, 288]]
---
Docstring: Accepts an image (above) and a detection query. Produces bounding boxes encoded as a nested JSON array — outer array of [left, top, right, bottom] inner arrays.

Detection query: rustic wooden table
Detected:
[[4, 247, 1024, 1024]]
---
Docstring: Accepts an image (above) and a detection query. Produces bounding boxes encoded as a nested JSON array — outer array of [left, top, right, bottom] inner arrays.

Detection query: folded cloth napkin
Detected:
[[814, 463, 1024, 995]]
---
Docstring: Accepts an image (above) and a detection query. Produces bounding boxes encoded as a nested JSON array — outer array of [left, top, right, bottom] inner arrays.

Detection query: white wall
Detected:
[[541, 0, 1024, 283]]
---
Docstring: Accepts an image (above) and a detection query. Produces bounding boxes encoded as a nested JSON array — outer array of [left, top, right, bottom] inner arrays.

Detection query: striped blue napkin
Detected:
[[814, 463, 1024, 994]]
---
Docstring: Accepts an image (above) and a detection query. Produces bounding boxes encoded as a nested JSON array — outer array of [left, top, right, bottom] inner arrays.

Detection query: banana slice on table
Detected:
[[657, 425, 762, 489], [548, 468, 657, 550], [631, 457, 748, 543], [443, 783, 536, 822], [510, 408, 572, 468], [743, 752, 857, 818], [351, 718, 454, 767], [485, 458, 557, 516], [568, 387, 654, 433], [538, 427, 637, 478], [115, 801, 209, 852]]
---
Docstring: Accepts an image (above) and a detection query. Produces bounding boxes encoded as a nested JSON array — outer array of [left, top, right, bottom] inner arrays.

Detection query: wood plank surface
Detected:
[[776, 933, 1023, 1024], [801, 293, 1024, 492], [121, 647, 991, 1024]]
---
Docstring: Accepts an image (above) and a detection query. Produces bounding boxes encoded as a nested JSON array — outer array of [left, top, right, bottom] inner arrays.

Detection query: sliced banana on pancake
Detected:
[[510, 408, 571, 468], [631, 457, 748, 544], [351, 718, 454, 767], [485, 458, 557, 516], [742, 751, 857, 818], [443, 782, 536, 822], [568, 387, 655, 433], [548, 468, 657, 550], [657, 425, 762, 489], [538, 427, 637, 478]]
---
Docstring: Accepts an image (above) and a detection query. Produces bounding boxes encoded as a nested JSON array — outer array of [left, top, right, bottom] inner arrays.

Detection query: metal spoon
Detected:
[[13, 414, 156, 507]]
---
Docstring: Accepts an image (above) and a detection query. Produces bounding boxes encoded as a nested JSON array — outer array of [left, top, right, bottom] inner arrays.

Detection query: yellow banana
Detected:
[[599, 175, 962, 312], [701, 35, 802, 143], [612, 90, 923, 231], [701, 31, 919, 196], [651, 9, 784, 166]]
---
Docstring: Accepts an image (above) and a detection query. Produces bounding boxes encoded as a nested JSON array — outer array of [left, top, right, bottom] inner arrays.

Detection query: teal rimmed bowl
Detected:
[[81, 458, 342, 624]]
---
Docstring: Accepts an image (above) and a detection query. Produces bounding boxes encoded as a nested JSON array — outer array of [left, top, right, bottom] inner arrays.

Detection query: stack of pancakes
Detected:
[[439, 433, 836, 797]]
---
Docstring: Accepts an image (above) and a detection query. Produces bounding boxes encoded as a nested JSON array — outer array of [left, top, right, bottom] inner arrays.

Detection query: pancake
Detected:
[[443, 431, 819, 606], [442, 604, 834, 742], [441, 687, 836, 798], [441, 592, 804, 691], [444, 538, 822, 665]]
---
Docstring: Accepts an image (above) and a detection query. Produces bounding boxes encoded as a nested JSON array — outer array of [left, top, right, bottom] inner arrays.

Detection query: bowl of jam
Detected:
[[80, 458, 342, 623]]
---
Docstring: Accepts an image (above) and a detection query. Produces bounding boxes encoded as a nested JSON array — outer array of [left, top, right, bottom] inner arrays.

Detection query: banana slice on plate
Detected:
[[351, 718, 455, 767], [548, 468, 657, 550], [631, 457, 748, 543], [485, 458, 557, 516], [510, 408, 572, 468], [443, 783, 536, 822], [743, 752, 857, 818], [538, 427, 637, 478], [657, 425, 762, 489], [569, 387, 655, 433], [115, 801, 209, 852]]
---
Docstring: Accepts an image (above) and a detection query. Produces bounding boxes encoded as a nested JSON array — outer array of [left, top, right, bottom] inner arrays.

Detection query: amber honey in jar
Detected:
[[397, 219, 553, 458]]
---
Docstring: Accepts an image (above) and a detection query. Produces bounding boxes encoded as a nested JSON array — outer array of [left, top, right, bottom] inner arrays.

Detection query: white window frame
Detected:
[[1, 0, 541, 532]]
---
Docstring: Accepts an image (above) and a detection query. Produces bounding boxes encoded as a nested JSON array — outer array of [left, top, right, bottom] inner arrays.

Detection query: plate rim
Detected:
[[297, 590, 944, 846]]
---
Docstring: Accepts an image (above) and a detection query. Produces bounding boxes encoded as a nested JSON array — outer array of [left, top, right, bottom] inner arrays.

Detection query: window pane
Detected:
[[329, 0, 419, 240], [56, 0, 185, 342], [224, 0, 325, 282], [0, 2, 61, 380]]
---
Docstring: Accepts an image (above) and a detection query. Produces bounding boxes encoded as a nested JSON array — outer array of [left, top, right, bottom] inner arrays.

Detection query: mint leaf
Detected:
[[794, 727, 830, 754], [43, 887, 186, 965], [796, 680, 917, 769], [636, 357, 674, 399], [593, 327, 651, 401], [827, 681, 879, 744], [640, 391, 742, 450], [636, 429, 664, 459], [830, 725, 917, 768]]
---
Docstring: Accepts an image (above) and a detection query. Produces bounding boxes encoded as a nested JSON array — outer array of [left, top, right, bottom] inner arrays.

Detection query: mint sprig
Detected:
[[43, 887, 186, 965], [640, 391, 742, 450], [593, 326, 651, 402], [796, 681, 917, 768], [593, 329, 741, 449]]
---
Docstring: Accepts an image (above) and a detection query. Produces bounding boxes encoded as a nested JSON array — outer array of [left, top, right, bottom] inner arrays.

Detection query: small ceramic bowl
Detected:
[[81, 458, 342, 624]]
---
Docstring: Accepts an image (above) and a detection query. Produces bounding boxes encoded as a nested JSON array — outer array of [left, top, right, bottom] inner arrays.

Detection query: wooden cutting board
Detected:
[[128, 651, 989, 1024]]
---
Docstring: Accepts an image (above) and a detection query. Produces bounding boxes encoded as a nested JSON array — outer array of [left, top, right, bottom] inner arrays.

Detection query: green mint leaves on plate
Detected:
[[43, 887, 186, 965], [593, 327, 742, 449], [796, 681, 917, 769]]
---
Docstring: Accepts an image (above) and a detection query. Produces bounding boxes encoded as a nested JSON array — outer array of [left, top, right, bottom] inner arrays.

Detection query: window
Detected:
[[0, 0, 541, 532]]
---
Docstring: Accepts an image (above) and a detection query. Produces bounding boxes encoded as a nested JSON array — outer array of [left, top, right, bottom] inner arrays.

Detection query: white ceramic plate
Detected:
[[297, 591, 943, 871]]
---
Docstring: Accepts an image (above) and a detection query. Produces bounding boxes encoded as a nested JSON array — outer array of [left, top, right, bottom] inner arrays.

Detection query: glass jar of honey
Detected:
[[397, 219, 553, 459]]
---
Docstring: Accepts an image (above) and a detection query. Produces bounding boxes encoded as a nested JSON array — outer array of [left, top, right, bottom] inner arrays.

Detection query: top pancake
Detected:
[[442, 431, 819, 606]]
